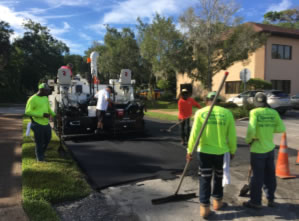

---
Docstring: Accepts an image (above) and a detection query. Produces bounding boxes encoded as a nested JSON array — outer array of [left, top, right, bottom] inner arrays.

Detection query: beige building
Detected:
[[177, 23, 299, 99]]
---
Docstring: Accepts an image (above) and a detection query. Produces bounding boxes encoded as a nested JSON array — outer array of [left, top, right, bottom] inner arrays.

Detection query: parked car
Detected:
[[263, 90, 292, 114], [226, 90, 262, 106], [290, 94, 299, 109], [227, 90, 291, 114]]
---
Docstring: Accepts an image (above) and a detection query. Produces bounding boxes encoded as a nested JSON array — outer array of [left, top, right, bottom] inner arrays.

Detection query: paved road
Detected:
[[66, 118, 198, 189], [65, 110, 299, 190], [0, 104, 25, 115], [61, 114, 299, 221]]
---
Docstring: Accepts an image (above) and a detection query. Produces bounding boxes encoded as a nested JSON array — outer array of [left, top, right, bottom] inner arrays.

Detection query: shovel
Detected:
[[152, 72, 229, 205], [239, 167, 252, 197]]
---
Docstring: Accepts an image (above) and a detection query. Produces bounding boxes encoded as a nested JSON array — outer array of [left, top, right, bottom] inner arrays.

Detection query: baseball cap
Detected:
[[254, 92, 267, 107], [206, 91, 219, 101], [38, 83, 50, 90]]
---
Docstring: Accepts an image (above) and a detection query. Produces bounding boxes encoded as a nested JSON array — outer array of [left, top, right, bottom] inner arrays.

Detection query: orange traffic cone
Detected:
[[275, 133, 296, 179], [296, 151, 299, 165]]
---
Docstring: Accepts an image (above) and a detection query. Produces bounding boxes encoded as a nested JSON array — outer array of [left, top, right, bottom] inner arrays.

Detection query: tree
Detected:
[[137, 14, 194, 94], [0, 21, 13, 71], [14, 20, 69, 93], [263, 8, 299, 29], [64, 54, 89, 76], [179, 0, 266, 90], [85, 27, 148, 85]]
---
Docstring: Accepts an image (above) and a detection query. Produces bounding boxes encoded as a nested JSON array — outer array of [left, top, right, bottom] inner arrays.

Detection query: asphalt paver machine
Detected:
[[48, 52, 145, 140]]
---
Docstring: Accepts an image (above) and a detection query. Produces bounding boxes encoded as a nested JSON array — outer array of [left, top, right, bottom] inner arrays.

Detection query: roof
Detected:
[[249, 22, 299, 39]]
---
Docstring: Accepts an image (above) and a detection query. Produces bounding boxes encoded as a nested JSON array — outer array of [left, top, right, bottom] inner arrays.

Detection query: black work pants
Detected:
[[31, 122, 52, 161], [180, 118, 190, 142], [197, 152, 224, 205], [250, 150, 276, 205]]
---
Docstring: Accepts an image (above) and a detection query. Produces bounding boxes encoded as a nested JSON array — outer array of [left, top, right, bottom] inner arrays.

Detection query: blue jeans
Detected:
[[250, 150, 276, 205], [31, 122, 52, 161], [197, 152, 224, 205]]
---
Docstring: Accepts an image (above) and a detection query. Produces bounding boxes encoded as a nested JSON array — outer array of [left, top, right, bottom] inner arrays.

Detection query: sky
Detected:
[[0, 0, 297, 55]]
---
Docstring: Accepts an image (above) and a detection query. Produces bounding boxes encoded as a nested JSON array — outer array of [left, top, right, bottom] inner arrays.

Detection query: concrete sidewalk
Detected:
[[0, 112, 28, 221]]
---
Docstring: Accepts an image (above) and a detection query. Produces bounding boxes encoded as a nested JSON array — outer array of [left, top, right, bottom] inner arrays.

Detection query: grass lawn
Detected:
[[145, 111, 178, 121], [22, 118, 92, 221], [144, 100, 250, 122], [145, 100, 178, 109]]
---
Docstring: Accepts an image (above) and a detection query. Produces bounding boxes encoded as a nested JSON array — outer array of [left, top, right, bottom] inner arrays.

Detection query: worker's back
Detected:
[[188, 105, 236, 155], [246, 107, 285, 153]]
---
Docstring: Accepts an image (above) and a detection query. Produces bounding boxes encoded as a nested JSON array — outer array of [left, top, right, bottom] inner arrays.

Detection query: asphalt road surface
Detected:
[[66, 118, 198, 190], [61, 115, 299, 221], [65, 111, 299, 191]]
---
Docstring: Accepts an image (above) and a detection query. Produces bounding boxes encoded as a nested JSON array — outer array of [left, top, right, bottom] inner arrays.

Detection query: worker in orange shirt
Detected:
[[178, 88, 201, 145]]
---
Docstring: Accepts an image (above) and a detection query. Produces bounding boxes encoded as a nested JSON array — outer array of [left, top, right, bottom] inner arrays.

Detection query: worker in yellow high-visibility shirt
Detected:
[[25, 83, 56, 162], [187, 92, 237, 218], [243, 92, 285, 209]]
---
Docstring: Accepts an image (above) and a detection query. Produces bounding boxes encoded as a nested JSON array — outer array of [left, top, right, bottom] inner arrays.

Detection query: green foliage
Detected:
[[219, 102, 254, 118], [13, 20, 69, 93], [263, 9, 299, 29], [85, 27, 148, 85], [137, 14, 193, 91], [230, 107, 250, 119], [23, 199, 59, 221], [0, 21, 13, 71], [246, 78, 272, 90], [0, 20, 69, 101], [64, 54, 89, 76], [157, 79, 170, 90], [22, 118, 92, 221], [145, 100, 178, 109], [179, 0, 267, 90]]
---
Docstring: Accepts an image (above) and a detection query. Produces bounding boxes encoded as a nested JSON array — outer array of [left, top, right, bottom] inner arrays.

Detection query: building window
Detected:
[[271, 44, 292, 60], [225, 81, 241, 94], [271, 80, 291, 94]]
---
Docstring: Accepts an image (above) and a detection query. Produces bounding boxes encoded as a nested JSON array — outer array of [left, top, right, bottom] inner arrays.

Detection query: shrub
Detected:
[[243, 78, 272, 91], [219, 102, 254, 119], [230, 107, 250, 119], [157, 79, 170, 90]]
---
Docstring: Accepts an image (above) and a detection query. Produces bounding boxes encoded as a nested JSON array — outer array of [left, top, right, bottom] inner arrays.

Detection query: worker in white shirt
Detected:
[[94, 86, 113, 132]]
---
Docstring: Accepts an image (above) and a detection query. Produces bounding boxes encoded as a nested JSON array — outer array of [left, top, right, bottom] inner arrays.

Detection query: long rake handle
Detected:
[[174, 72, 229, 195], [168, 118, 189, 131], [168, 121, 182, 130]]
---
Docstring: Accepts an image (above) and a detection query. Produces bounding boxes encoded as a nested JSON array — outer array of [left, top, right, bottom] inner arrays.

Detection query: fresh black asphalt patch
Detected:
[[65, 118, 265, 190], [65, 118, 198, 189]]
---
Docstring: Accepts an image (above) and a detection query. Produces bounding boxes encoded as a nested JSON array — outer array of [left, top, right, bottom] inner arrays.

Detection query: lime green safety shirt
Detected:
[[187, 106, 237, 155], [25, 94, 56, 125], [246, 107, 285, 153]]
